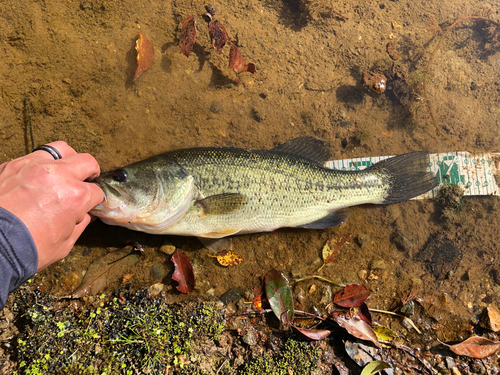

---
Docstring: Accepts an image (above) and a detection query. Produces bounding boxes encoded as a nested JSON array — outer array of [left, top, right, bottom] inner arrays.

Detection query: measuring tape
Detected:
[[326, 152, 500, 198]]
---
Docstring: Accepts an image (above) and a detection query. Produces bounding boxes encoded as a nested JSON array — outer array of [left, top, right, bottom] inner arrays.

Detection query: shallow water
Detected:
[[1, 0, 500, 370]]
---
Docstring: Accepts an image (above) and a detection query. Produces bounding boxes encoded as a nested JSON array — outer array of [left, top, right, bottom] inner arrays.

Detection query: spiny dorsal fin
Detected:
[[195, 193, 247, 217], [271, 136, 331, 164]]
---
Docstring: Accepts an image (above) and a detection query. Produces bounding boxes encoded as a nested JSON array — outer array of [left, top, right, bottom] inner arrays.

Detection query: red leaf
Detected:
[[133, 33, 155, 82], [448, 337, 500, 359], [171, 249, 195, 293], [355, 302, 372, 325], [208, 20, 230, 54], [329, 311, 379, 345], [179, 15, 197, 57], [228, 42, 256, 74], [334, 284, 370, 308], [292, 325, 331, 340]]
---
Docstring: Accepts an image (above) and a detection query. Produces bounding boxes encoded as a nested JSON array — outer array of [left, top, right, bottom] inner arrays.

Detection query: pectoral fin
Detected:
[[197, 237, 233, 252], [195, 193, 247, 217]]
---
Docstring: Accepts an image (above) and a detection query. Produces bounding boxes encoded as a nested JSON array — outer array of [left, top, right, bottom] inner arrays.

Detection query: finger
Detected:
[[70, 213, 93, 243], [31, 141, 77, 160], [82, 182, 105, 213], [59, 153, 101, 181]]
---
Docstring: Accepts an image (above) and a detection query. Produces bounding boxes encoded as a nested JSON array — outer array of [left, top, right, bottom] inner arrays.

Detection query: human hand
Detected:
[[0, 141, 104, 271]]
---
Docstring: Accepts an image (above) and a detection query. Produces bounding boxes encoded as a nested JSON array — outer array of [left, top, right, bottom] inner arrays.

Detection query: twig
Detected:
[[446, 15, 499, 31], [216, 358, 229, 373], [293, 275, 345, 288], [382, 341, 438, 375], [369, 308, 422, 334]]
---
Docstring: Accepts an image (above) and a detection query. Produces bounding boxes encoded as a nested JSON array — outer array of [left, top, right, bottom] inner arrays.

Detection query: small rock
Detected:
[[357, 234, 370, 248], [242, 329, 258, 346], [320, 285, 333, 305], [148, 283, 165, 296], [159, 244, 176, 255], [480, 306, 500, 332], [150, 262, 168, 279], [358, 270, 368, 281], [370, 259, 386, 270], [391, 230, 413, 254], [62, 77, 72, 84], [210, 100, 222, 114], [219, 288, 241, 305]]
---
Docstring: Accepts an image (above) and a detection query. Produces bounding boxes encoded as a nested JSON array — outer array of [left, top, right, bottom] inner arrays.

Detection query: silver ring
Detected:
[[32, 145, 62, 160]]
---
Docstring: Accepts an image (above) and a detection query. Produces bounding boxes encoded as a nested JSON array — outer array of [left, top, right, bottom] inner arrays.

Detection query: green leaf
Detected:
[[264, 270, 294, 324], [372, 324, 398, 342], [360, 360, 392, 375]]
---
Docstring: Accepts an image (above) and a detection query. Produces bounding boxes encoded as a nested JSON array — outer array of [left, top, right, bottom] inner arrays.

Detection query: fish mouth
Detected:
[[91, 178, 127, 212]]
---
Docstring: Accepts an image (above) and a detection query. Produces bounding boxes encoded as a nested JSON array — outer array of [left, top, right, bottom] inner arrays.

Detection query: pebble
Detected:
[[62, 77, 72, 84], [148, 283, 165, 297], [159, 244, 176, 255], [150, 262, 168, 279], [210, 100, 222, 114], [320, 285, 332, 305], [357, 234, 370, 248], [242, 329, 258, 346], [219, 288, 241, 305], [370, 259, 386, 270], [391, 230, 414, 255]]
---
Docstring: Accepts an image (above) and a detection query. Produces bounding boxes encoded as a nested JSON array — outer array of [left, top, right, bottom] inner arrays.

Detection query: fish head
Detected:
[[91, 158, 195, 233]]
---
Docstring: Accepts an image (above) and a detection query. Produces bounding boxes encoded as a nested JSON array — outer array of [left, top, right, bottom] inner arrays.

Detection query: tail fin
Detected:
[[370, 151, 438, 204]]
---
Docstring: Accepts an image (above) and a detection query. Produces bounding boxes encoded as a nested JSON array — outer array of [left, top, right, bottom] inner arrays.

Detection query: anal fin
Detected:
[[296, 208, 349, 229]]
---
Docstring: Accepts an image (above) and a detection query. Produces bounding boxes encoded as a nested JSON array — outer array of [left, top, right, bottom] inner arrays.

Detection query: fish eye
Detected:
[[111, 169, 128, 182]]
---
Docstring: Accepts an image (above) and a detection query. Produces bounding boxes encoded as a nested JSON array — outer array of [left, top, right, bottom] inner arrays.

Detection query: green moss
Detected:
[[238, 338, 320, 375], [12, 290, 224, 374]]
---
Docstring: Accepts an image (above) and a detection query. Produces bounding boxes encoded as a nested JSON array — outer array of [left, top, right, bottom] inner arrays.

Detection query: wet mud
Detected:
[[1, 0, 500, 373]]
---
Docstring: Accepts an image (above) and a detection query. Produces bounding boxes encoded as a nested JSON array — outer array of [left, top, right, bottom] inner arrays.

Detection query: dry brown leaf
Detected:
[[448, 336, 500, 359], [133, 32, 155, 82], [228, 42, 256, 74]]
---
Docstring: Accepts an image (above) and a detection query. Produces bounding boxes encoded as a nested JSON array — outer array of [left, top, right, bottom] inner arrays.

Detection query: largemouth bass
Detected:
[[91, 137, 437, 238]]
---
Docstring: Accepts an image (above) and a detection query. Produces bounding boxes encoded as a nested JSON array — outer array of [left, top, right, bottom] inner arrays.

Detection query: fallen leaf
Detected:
[[171, 249, 195, 293], [372, 324, 398, 342], [179, 15, 197, 57], [360, 360, 392, 375], [334, 284, 370, 308], [122, 274, 134, 283], [228, 42, 256, 74], [355, 302, 372, 325], [216, 250, 244, 266], [208, 20, 230, 54], [322, 234, 351, 264], [253, 295, 263, 311], [71, 247, 140, 298], [133, 33, 155, 82], [344, 340, 380, 368], [447, 336, 500, 359], [264, 270, 294, 325], [292, 325, 331, 340], [329, 311, 379, 345]]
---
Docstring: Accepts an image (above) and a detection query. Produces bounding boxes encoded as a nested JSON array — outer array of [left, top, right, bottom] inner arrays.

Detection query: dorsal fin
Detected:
[[271, 136, 331, 164]]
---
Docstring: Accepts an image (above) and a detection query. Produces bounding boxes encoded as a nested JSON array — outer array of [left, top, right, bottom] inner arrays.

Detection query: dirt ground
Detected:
[[1, 0, 500, 373]]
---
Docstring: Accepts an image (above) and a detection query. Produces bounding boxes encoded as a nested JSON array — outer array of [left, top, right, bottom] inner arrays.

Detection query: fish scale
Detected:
[[91, 137, 438, 238]]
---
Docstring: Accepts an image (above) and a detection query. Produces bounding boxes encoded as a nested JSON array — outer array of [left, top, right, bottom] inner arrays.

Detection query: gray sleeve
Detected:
[[0, 207, 38, 309]]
